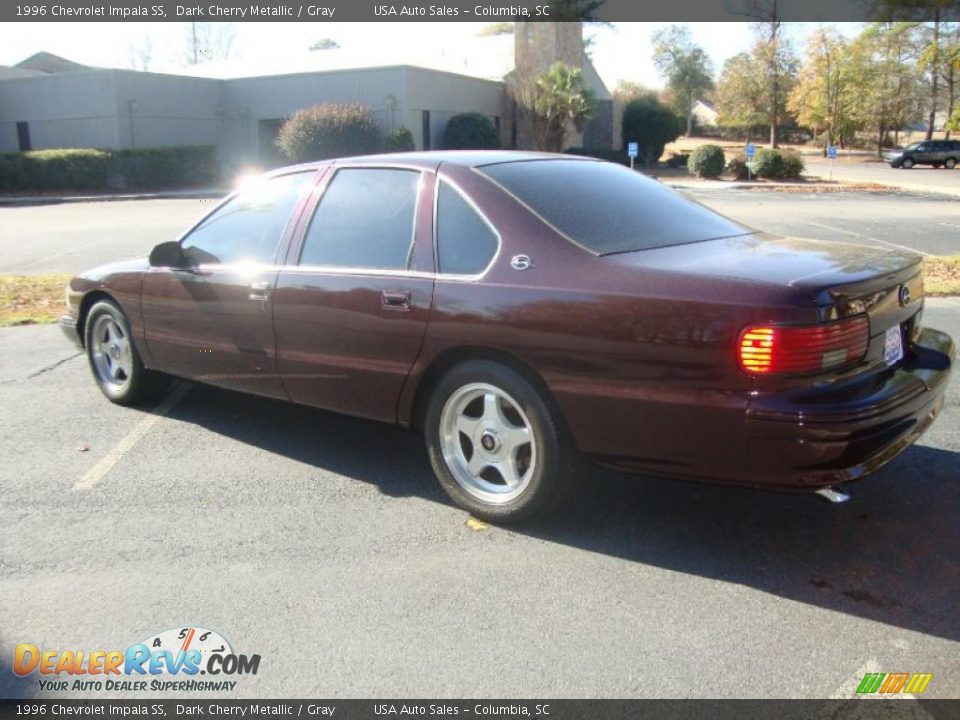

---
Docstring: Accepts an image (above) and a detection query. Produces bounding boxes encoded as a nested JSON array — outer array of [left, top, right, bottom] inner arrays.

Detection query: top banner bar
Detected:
[[0, 0, 943, 23]]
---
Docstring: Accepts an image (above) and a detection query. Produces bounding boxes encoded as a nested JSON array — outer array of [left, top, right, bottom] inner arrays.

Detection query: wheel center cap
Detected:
[[480, 431, 500, 453], [109, 345, 120, 359]]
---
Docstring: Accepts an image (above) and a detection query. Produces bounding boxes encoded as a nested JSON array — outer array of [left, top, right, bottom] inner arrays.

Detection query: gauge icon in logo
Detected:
[[141, 626, 233, 662]]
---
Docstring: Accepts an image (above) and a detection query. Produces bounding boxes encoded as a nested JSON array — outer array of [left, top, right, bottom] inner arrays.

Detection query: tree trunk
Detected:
[[946, 77, 955, 140], [686, 109, 694, 137], [925, 12, 941, 142], [877, 124, 884, 159]]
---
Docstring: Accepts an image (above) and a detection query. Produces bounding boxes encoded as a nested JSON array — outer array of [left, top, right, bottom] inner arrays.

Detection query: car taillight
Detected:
[[738, 316, 869, 375]]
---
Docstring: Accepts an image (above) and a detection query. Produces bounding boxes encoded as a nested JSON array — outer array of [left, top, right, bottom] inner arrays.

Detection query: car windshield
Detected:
[[904, 142, 921, 151], [478, 159, 749, 255]]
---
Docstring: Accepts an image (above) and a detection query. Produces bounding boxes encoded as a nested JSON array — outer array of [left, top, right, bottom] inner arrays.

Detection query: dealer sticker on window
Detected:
[[884, 325, 904, 366]]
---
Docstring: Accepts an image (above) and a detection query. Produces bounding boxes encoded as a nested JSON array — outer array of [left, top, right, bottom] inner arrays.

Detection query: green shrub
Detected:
[[621, 96, 682, 166], [107, 146, 217, 189], [726, 155, 750, 180], [687, 145, 725, 178], [752, 148, 784, 179], [563, 147, 629, 166], [443, 113, 500, 149], [0, 149, 108, 192], [779, 150, 805, 179], [385, 127, 415, 152], [0, 146, 217, 192], [666, 152, 690, 169], [751, 148, 805, 180], [276, 102, 380, 162]]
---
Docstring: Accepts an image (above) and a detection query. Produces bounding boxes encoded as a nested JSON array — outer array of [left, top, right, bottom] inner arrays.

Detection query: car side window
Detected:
[[181, 172, 313, 266], [436, 181, 499, 275], [299, 168, 421, 270]]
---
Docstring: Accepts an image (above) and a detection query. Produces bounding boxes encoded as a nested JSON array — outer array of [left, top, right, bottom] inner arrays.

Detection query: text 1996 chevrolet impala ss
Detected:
[[61, 152, 955, 522]]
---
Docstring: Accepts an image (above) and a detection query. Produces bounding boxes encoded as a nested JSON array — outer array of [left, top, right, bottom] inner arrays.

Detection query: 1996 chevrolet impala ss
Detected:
[[61, 151, 955, 522]]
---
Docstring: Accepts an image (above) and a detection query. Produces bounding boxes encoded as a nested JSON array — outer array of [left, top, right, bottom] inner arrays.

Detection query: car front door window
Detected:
[[181, 172, 313, 267]]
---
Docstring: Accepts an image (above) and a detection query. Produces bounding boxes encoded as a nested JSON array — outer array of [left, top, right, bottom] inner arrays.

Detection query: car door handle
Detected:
[[381, 290, 412, 311], [249, 281, 270, 301]]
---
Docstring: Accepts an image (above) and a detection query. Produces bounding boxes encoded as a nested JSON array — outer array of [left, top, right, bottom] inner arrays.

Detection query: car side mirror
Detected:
[[149, 241, 186, 268]]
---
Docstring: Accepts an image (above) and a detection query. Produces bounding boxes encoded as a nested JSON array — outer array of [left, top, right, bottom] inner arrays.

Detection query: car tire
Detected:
[[946, 158, 957, 169], [84, 299, 168, 405], [424, 360, 580, 524], [902, 158, 915, 169]]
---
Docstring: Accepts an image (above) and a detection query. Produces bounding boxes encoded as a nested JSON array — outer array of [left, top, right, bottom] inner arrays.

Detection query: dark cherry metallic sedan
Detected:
[[61, 151, 955, 522]]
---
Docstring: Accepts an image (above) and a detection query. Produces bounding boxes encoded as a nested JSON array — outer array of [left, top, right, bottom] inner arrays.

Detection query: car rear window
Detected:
[[478, 159, 748, 255]]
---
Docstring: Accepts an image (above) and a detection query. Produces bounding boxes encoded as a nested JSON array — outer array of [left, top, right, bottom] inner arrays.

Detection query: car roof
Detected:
[[267, 150, 598, 175]]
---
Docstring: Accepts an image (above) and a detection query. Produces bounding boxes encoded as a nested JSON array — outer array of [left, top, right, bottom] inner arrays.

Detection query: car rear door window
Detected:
[[181, 172, 313, 266], [299, 168, 421, 270], [479, 159, 747, 255], [436, 181, 499, 275]]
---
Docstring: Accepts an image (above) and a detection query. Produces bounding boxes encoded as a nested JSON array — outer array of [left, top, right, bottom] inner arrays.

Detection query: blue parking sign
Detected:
[[827, 145, 838, 159], [627, 142, 638, 159], [745, 143, 756, 158]]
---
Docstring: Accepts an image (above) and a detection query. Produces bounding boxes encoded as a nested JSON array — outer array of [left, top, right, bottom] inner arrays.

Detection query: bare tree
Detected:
[[186, 23, 237, 65], [127, 34, 153, 71]]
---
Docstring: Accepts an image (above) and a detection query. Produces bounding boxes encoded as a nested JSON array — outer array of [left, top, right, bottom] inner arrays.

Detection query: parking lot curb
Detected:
[[0, 188, 228, 207]]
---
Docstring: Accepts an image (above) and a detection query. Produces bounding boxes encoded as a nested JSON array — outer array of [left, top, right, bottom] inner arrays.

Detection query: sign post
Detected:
[[627, 141, 638, 170], [827, 144, 837, 181], [745, 142, 756, 181]]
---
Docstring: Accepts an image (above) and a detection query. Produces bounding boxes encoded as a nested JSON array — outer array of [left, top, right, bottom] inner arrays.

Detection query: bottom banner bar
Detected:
[[1, 700, 960, 720]]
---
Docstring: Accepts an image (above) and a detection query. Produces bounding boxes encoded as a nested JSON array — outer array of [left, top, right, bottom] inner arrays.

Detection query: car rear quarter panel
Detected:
[[406, 165, 810, 476]]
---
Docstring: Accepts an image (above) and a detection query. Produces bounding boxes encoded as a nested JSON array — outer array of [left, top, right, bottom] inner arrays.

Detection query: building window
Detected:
[[16, 122, 31, 152], [422, 111, 431, 150]]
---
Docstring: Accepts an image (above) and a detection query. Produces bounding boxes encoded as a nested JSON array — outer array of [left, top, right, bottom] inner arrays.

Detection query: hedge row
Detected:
[[0, 146, 218, 192]]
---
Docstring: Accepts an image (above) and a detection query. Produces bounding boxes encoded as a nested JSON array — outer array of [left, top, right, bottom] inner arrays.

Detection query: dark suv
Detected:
[[887, 140, 960, 169]]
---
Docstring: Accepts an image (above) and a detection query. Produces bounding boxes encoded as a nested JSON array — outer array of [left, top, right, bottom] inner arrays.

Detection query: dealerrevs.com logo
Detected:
[[13, 626, 261, 692]]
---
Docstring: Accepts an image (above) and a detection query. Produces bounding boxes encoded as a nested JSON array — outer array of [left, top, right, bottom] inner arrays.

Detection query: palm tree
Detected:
[[532, 63, 596, 152]]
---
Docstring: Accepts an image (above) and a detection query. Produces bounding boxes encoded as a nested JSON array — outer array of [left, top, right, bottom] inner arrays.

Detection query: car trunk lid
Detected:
[[615, 233, 925, 377]]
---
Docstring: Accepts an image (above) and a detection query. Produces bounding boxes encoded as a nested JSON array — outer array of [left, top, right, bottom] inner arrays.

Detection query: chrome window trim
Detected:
[[176, 263, 437, 281], [432, 175, 502, 282]]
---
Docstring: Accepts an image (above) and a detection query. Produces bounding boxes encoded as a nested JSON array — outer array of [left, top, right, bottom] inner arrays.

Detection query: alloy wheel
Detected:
[[89, 314, 133, 393], [439, 382, 536, 504]]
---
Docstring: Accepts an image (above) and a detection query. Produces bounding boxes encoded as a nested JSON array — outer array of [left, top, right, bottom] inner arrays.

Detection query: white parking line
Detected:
[[806, 221, 933, 257], [73, 383, 190, 491]]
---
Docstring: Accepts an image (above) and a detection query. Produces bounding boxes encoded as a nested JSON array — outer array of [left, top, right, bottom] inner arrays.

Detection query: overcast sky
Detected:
[[0, 21, 863, 89]]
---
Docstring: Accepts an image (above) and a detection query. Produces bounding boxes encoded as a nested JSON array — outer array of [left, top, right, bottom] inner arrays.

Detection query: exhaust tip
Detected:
[[815, 486, 851, 504]]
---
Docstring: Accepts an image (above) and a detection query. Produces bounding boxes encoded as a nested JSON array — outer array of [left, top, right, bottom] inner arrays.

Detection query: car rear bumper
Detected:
[[60, 312, 83, 350], [589, 327, 953, 491], [743, 326, 954, 488]]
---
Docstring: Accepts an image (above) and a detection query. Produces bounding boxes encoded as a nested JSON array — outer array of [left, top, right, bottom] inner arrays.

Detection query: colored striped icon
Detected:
[[857, 672, 933, 694]]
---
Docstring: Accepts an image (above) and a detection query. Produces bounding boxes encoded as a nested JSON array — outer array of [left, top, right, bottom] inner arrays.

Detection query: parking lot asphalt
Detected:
[[803, 157, 960, 198], [1, 185, 958, 277], [685, 187, 960, 257], [1, 299, 958, 699]]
